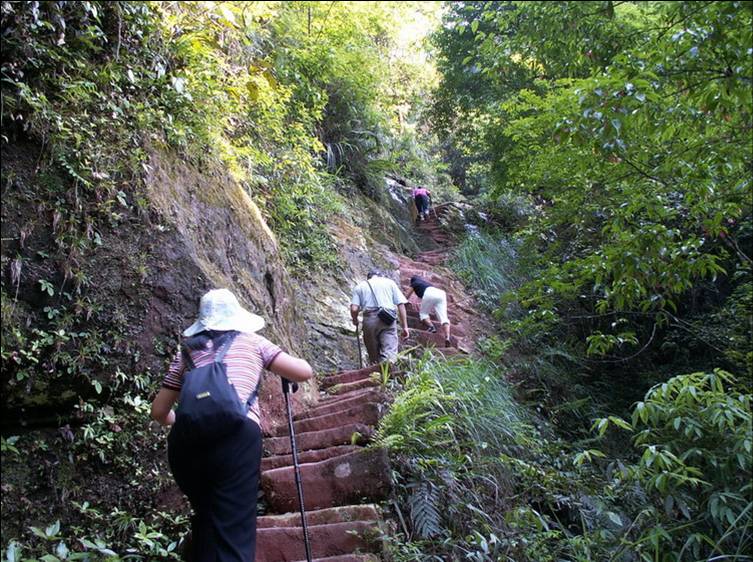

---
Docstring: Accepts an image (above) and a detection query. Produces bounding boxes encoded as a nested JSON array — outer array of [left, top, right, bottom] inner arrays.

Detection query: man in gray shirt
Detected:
[[351, 270, 410, 364]]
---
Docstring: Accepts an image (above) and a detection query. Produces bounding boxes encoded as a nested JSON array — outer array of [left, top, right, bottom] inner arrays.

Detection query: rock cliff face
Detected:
[[285, 176, 423, 377], [142, 150, 316, 432], [1, 142, 420, 433]]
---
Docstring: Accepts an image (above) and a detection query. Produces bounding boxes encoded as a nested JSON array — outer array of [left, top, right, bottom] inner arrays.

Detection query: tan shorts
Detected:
[[420, 286, 449, 325]]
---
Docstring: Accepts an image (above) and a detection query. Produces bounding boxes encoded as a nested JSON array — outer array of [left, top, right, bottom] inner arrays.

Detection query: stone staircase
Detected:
[[255, 202, 474, 561]]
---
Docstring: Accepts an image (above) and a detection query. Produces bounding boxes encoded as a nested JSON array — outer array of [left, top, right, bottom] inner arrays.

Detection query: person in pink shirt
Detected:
[[412, 186, 432, 221], [151, 289, 313, 561]]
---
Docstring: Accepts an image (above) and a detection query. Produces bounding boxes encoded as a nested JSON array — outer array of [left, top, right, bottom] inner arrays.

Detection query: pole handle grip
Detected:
[[281, 378, 299, 394]]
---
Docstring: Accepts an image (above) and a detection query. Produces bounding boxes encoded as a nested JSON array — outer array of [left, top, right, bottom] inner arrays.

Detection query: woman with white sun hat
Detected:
[[151, 288, 312, 560]]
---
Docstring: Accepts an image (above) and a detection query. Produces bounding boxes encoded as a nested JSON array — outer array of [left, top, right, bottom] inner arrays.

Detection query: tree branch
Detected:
[[585, 323, 658, 364]]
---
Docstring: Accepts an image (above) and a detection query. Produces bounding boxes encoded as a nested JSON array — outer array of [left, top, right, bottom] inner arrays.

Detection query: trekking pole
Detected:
[[356, 323, 363, 369], [281, 378, 313, 562]]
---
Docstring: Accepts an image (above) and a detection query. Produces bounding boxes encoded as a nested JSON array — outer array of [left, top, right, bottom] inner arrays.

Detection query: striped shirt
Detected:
[[161, 332, 283, 425]]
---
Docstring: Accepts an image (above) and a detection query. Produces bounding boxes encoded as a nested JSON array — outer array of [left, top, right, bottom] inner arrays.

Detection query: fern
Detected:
[[408, 481, 442, 539]]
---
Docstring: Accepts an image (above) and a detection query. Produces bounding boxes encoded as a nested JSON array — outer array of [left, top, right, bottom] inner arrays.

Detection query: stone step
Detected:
[[431, 347, 466, 357], [264, 424, 373, 456], [413, 330, 460, 349], [261, 448, 391, 513], [256, 520, 381, 562], [416, 256, 445, 266], [319, 366, 387, 389], [415, 251, 448, 259], [297, 389, 387, 420], [321, 364, 384, 380], [262, 446, 361, 472], [317, 386, 381, 405], [325, 377, 382, 395], [273, 402, 383, 437], [416, 248, 448, 255], [257, 504, 381, 529], [405, 316, 467, 337], [404, 337, 465, 357], [415, 250, 448, 257], [399, 264, 449, 276]]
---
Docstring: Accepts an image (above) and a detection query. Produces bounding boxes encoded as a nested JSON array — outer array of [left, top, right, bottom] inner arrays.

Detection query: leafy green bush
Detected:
[[3, 508, 187, 561], [434, 0, 753, 358], [595, 369, 752, 560]]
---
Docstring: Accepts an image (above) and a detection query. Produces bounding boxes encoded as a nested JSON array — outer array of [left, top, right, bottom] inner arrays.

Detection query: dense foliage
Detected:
[[434, 0, 752, 366], [2, 1, 750, 560], [376, 354, 606, 561], [424, 1, 752, 560]]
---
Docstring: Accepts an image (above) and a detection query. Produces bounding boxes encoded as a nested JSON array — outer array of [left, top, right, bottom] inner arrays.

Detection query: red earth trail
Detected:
[[256, 203, 482, 561]]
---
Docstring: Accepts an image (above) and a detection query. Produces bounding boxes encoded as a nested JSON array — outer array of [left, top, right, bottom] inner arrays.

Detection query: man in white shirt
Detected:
[[351, 270, 410, 364]]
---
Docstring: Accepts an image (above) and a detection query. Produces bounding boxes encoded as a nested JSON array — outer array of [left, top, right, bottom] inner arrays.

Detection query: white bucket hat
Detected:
[[183, 288, 265, 337]]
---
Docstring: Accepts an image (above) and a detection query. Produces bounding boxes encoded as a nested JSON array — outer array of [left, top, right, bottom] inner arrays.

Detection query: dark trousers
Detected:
[[415, 194, 429, 215], [168, 418, 262, 562]]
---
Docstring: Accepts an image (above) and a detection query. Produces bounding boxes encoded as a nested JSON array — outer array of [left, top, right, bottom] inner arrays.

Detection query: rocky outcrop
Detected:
[[294, 178, 424, 377], [0, 143, 318, 432], [143, 151, 317, 430]]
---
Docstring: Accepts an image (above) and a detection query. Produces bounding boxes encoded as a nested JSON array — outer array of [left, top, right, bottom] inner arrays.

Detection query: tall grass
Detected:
[[374, 354, 584, 560], [376, 354, 536, 457], [449, 231, 524, 313]]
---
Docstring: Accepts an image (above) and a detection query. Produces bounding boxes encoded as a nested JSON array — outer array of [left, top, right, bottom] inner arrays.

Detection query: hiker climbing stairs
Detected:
[[255, 202, 477, 561]]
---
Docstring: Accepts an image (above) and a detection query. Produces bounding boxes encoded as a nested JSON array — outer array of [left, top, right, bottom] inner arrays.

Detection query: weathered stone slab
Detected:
[[261, 448, 391, 512], [263, 424, 373, 456]]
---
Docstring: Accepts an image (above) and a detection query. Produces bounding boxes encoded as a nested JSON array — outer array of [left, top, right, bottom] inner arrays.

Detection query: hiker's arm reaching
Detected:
[[403, 287, 416, 312], [398, 303, 410, 339], [350, 304, 361, 326], [268, 352, 313, 383], [151, 388, 179, 426]]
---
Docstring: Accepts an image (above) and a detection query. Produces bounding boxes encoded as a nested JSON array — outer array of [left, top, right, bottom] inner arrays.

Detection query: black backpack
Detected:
[[173, 331, 260, 442]]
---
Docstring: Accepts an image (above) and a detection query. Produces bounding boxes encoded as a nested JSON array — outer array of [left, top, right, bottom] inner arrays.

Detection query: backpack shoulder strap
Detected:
[[366, 280, 382, 308], [214, 331, 239, 364], [244, 374, 264, 412], [181, 345, 196, 371]]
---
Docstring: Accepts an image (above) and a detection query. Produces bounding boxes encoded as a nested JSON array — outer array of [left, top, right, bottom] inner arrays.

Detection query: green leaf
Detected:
[[55, 541, 69, 559], [30, 526, 50, 540], [607, 512, 622, 526], [607, 416, 632, 431], [5, 541, 22, 562]]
